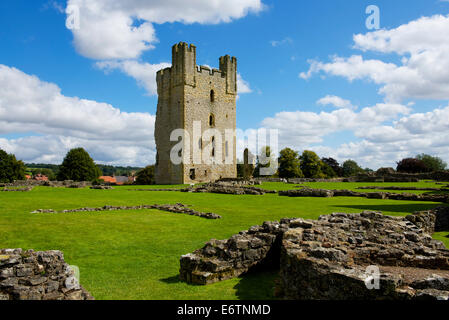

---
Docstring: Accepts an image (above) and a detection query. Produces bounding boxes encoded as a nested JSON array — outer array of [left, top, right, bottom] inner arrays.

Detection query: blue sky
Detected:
[[1, 0, 449, 168]]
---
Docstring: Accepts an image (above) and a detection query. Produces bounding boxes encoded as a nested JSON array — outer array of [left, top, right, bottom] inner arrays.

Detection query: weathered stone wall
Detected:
[[0, 249, 93, 300], [0, 180, 92, 188], [154, 42, 237, 184], [182, 182, 276, 195], [279, 187, 449, 203], [31, 203, 221, 220], [355, 170, 449, 182], [179, 208, 449, 300]]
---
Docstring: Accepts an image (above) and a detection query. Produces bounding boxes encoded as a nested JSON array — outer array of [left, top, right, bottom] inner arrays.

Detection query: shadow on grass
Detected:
[[234, 269, 279, 300], [423, 190, 449, 195], [336, 203, 445, 214], [160, 275, 182, 284]]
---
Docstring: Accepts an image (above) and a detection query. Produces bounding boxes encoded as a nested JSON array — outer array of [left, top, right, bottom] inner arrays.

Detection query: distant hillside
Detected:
[[26, 163, 143, 177]]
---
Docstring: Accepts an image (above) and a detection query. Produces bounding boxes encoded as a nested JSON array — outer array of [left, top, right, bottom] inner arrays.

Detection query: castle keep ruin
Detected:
[[154, 42, 237, 184]]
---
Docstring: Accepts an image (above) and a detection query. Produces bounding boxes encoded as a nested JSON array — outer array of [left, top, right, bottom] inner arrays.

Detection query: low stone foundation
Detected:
[[90, 185, 114, 190], [179, 207, 449, 300], [129, 182, 276, 195], [279, 187, 449, 203], [0, 249, 93, 300], [182, 182, 277, 195], [31, 203, 221, 219], [357, 186, 443, 191], [2, 186, 34, 192]]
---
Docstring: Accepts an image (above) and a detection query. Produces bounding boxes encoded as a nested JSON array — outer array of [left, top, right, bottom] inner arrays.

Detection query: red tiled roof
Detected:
[[99, 176, 116, 183], [34, 174, 48, 181]]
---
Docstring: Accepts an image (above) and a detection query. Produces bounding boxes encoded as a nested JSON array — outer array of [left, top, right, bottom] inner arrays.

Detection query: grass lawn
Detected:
[[1, 182, 448, 300]]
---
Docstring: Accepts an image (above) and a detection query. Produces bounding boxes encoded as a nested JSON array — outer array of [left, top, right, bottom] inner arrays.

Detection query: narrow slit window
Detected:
[[209, 114, 215, 127], [210, 90, 215, 102]]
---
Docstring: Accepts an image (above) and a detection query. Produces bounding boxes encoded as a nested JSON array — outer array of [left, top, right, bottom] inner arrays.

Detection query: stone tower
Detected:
[[154, 42, 237, 184]]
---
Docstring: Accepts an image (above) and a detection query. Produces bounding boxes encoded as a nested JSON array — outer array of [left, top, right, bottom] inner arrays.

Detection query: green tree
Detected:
[[320, 162, 337, 178], [135, 165, 155, 185], [0, 149, 26, 183], [299, 150, 324, 178], [278, 148, 303, 178], [396, 158, 428, 173], [57, 148, 102, 181], [416, 154, 447, 172], [342, 160, 363, 177], [321, 157, 342, 177]]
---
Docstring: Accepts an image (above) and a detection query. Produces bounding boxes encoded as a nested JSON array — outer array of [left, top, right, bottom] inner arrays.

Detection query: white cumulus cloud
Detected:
[[301, 14, 449, 103], [67, 0, 265, 60], [0, 64, 156, 166], [317, 95, 356, 110]]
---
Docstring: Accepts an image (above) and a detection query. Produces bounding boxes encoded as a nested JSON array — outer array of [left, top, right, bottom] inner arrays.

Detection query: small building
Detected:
[[99, 176, 116, 184], [34, 174, 48, 181]]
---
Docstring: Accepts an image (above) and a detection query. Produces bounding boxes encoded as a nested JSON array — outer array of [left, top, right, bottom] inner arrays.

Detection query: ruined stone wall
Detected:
[[179, 208, 449, 300], [0, 249, 93, 300], [154, 42, 237, 184]]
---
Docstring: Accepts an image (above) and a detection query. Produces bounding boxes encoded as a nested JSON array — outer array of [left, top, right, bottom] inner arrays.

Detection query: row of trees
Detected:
[[396, 154, 447, 173], [250, 147, 365, 179], [0, 147, 154, 184], [1, 146, 448, 184], [248, 147, 448, 179]]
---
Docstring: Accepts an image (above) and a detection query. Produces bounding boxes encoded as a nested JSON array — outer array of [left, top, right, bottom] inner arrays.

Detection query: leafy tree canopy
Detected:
[[415, 153, 447, 172], [300, 150, 324, 178], [57, 148, 102, 181], [342, 159, 363, 177], [321, 157, 341, 177], [0, 149, 26, 183], [278, 148, 303, 178], [135, 165, 155, 185], [396, 158, 428, 173]]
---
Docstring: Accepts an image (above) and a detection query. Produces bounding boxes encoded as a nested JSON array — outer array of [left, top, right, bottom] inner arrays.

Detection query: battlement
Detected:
[[219, 55, 237, 95], [172, 42, 196, 53], [196, 65, 225, 77], [219, 55, 237, 67], [155, 42, 237, 94]]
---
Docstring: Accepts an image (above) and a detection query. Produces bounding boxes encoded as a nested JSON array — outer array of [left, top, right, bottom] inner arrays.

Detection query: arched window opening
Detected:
[[210, 89, 215, 102], [211, 136, 215, 158], [189, 169, 196, 180]]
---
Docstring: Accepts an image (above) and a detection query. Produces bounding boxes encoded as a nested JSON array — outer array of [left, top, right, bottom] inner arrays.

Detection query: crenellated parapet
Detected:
[[156, 67, 172, 96], [219, 55, 237, 95], [171, 42, 196, 87]]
